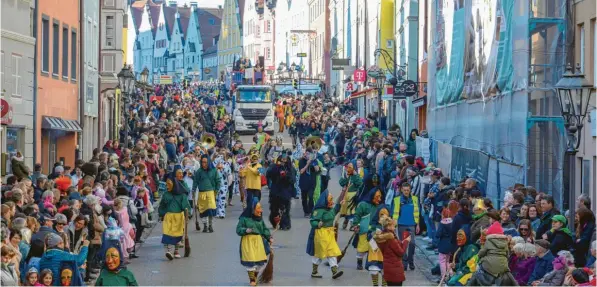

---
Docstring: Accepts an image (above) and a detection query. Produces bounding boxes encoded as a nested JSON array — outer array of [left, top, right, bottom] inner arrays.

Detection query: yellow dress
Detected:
[[197, 190, 216, 214], [314, 227, 342, 259], [241, 235, 268, 264]]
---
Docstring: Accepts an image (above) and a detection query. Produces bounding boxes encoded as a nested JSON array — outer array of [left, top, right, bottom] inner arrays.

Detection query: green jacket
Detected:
[[310, 204, 340, 228], [236, 217, 271, 238], [158, 192, 191, 217], [352, 202, 375, 234], [192, 167, 220, 192], [95, 268, 138, 286], [339, 174, 363, 193], [478, 234, 510, 277]]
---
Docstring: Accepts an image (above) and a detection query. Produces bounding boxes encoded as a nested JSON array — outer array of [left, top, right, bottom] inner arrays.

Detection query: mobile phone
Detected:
[[402, 229, 411, 240]]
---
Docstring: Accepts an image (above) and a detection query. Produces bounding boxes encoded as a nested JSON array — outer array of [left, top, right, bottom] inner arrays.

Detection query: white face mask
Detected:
[[95, 204, 102, 214]]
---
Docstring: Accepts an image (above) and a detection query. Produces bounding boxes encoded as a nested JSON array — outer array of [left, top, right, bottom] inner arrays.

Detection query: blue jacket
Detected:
[[436, 218, 454, 254], [38, 247, 89, 286], [165, 142, 177, 163], [527, 250, 555, 284]]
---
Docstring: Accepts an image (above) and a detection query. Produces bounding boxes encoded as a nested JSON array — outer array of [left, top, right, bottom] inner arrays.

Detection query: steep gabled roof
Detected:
[[148, 0, 162, 36], [197, 7, 222, 51], [177, 6, 192, 38], [163, 4, 177, 40], [131, 0, 147, 32]]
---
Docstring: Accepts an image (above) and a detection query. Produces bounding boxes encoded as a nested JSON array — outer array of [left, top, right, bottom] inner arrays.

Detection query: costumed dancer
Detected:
[[306, 190, 344, 279], [236, 198, 272, 286], [213, 154, 232, 219], [243, 153, 263, 204], [192, 154, 220, 233], [446, 229, 480, 286], [254, 123, 270, 152], [95, 239, 138, 286], [266, 154, 295, 230], [351, 188, 383, 273], [158, 166, 191, 260], [338, 163, 363, 229], [290, 142, 304, 199], [368, 204, 392, 286]]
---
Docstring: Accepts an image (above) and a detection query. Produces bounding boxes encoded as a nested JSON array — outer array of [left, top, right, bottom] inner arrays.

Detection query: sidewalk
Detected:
[[413, 235, 442, 284]]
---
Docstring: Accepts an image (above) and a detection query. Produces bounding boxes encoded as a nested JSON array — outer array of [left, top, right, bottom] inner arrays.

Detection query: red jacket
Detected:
[[376, 231, 408, 283]]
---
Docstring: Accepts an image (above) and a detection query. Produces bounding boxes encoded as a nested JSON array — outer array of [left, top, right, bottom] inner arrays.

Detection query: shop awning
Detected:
[[42, 116, 82, 132], [350, 88, 376, 99]]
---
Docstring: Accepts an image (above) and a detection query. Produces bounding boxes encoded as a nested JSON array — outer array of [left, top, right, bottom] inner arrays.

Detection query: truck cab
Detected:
[[233, 85, 275, 134]]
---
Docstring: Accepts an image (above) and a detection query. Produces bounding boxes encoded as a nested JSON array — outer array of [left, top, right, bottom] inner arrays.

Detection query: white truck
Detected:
[[233, 85, 275, 134]]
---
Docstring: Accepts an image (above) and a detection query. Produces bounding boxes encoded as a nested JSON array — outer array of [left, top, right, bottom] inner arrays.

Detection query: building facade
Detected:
[[394, 0, 417, 136], [572, 0, 596, 205], [81, 0, 100, 161], [308, 0, 328, 82], [183, 3, 203, 80], [100, 0, 127, 145], [133, 0, 154, 81], [1, 0, 36, 171], [274, 0, 310, 81], [198, 8, 222, 80], [36, 0, 81, 173], [217, 0, 243, 80]]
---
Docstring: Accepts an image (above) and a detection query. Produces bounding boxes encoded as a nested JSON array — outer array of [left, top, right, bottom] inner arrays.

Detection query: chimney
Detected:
[[190, 1, 198, 8], [218, 5, 222, 9], [168, 0, 176, 7]]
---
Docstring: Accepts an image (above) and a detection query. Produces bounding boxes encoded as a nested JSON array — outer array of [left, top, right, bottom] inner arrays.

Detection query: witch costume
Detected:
[[306, 190, 344, 279], [192, 154, 220, 232], [158, 166, 191, 260], [236, 197, 271, 286], [351, 188, 383, 272], [95, 240, 139, 286]]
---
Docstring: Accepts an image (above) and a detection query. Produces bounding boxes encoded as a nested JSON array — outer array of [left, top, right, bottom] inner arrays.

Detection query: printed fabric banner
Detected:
[[450, 146, 490, 193], [436, 142, 452, 175], [435, 2, 466, 105], [416, 137, 431, 164]]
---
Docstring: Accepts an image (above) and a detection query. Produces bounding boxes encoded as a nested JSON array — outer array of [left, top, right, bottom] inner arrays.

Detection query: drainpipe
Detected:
[[78, 0, 86, 160], [97, 0, 103, 148], [32, 0, 39, 165]]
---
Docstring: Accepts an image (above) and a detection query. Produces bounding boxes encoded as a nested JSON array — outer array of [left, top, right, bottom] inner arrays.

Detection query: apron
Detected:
[[314, 227, 342, 259]]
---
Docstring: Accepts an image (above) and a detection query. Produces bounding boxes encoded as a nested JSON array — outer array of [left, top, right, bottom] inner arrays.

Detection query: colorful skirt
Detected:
[[161, 211, 185, 245], [365, 246, 384, 270], [357, 233, 369, 253], [240, 234, 269, 267], [197, 190, 216, 217], [314, 227, 342, 259], [339, 192, 356, 217]]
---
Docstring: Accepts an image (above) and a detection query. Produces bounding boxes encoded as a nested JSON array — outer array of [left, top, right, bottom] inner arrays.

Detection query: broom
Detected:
[[438, 246, 460, 286], [336, 231, 357, 263], [184, 210, 191, 257], [258, 215, 281, 284]]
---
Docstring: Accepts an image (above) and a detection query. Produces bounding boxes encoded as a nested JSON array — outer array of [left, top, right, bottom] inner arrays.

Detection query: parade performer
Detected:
[[276, 102, 286, 133], [339, 163, 363, 230], [95, 240, 138, 286], [306, 190, 344, 279], [159, 166, 191, 260], [254, 123, 270, 151], [351, 188, 383, 272], [446, 229, 480, 286], [236, 198, 272, 286], [213, 154, 232, 219], [367, 204, 390, 286], [266, 154, 295, 230], [243, 153, 263, 204], [192, 154, 220, 233]]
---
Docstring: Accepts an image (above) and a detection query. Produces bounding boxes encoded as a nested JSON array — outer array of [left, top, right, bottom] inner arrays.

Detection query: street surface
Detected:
[[128, 130, 433, 285]]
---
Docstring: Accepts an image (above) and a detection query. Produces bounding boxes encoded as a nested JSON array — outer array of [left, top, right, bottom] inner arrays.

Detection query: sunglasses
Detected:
[[519, 227, 529, 231]]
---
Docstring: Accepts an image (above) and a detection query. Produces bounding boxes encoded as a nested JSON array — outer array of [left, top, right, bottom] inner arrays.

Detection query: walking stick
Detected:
[[194, 192, 201, 231], [336, 231, 357, 263], [184, 209, 191, 257], [438, 246, 461, 286]]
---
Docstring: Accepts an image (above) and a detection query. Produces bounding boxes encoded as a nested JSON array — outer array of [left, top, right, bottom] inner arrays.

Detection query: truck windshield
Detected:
[[237, 90, 272, 102]]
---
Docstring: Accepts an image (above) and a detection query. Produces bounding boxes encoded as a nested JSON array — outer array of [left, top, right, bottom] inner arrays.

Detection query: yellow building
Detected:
[[378, 0, 395, 72], [217, 0, 244, 79]]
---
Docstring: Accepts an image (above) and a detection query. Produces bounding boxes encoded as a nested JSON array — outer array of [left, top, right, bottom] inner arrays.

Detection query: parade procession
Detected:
[[1, 0, 596, 286]]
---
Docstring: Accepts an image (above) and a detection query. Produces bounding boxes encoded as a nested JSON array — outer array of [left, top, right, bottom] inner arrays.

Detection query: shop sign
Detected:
[[0, 99, 13, 125]]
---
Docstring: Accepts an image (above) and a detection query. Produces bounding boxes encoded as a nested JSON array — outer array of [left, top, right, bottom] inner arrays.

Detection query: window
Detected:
[[106, 15, 114, 48], [123, 13, 128, 29], [52, 20, 59, 76], [30, 7, 34, 37], [102, 55, 114, 72], [62, 26, 68, 78], [265, 20, 271, 33], [266, 47, 271, 59], [209, 18, 215, 25], [11, 54, 21, 97], [71, 29, 77, 80], [41, 16, 49, 73], [104, 0, 115, 7], [580, 25, 585, 73]]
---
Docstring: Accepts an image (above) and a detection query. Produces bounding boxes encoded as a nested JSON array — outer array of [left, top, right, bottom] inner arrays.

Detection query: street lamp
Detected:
[[554, 63, 595, 234], [141, 67, 149, 84], [117, 64, 136, 149]]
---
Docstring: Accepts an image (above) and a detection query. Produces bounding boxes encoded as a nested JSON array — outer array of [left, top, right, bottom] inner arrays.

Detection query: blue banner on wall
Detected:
[[450, 146, 490, 193]]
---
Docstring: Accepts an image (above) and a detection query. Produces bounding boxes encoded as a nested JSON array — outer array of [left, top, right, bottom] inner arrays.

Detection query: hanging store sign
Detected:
[[0, 99, 13, 125]]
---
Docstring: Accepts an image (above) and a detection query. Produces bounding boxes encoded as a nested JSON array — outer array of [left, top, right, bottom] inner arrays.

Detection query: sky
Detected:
[[176, 0, 225, 7]]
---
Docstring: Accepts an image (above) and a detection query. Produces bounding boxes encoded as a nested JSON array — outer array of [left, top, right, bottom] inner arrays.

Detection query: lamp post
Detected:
[[117, 64, 136, 149], [554, 63, 595, 234]]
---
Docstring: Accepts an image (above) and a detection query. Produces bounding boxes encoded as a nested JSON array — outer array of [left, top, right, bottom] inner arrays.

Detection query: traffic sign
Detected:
[[353, 69, 366, 82], [297, 53, 307, 57]]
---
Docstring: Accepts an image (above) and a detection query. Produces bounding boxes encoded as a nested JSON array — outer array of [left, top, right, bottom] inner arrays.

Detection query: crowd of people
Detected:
[[1, 79, 595, 287]]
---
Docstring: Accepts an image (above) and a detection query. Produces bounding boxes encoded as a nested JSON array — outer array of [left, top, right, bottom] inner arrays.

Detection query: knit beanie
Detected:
[[486, 221, 504, 236]]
